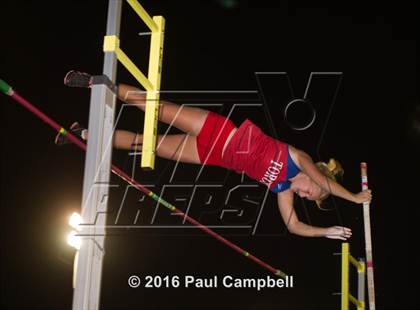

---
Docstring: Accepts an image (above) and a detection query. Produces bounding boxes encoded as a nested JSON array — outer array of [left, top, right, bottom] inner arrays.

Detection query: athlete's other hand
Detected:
[[325, 226, 352, 240]]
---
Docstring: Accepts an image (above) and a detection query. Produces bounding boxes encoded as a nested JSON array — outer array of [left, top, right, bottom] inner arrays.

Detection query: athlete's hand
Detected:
[[353, 189, 372, 204], [325, 226, 352, 240]]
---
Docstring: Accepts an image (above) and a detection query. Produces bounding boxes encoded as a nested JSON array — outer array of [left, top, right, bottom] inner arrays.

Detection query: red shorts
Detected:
[[196, 112, 236, 168]]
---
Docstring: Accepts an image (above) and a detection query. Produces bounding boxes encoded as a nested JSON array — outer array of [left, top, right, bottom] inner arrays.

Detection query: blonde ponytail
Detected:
[[314, 158, 344, 210]]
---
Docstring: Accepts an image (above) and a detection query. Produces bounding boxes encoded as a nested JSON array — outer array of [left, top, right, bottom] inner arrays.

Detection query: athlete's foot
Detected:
[[64, 70, 93, 88], [55, 122, 87, 145]]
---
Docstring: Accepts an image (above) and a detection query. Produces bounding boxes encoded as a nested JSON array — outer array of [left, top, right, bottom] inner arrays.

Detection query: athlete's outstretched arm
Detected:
[[277, 191, 351, 240], [294, 149, 372, 204]]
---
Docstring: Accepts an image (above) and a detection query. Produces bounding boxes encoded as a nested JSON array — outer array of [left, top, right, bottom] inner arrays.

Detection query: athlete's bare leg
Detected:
[[83, 129, 200, 164], [118, 83, 209, 136], [113, 130, 200, 164]]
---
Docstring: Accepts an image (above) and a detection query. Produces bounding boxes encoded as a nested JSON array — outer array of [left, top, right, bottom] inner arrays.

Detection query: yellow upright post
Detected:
[[126, 0, 165, 169], [104, 1, 165, 170], [141, 15, 165, 169], [342, 243, 350, 310], [341, 242, 366, 310]]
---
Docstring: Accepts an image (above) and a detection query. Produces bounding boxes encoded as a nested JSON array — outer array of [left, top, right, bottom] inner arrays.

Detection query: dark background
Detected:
[[1, 0, 419, 309]]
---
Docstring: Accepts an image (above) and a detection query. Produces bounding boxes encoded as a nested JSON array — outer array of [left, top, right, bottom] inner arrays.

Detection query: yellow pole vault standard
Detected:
[[341, 243, 350, 310], [341, 243, 366, 310], [127, 0, 165, 169], [103, 0, 165, 169], [141, 15, 164, 169]]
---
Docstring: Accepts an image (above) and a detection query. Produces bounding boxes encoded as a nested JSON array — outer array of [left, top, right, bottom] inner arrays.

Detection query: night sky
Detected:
[[1, 1, 419, 309]]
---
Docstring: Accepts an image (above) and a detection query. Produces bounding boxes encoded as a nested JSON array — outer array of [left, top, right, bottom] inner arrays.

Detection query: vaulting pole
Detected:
[[360, 163, 375, 310]]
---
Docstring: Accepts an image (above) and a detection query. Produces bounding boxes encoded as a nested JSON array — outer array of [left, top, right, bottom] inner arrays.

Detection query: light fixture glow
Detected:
[[67, 230, 82, 250], [69, 212, 83, 231]]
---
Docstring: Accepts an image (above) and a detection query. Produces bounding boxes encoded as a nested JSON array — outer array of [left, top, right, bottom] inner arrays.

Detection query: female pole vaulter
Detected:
[[58, 71, 372, 240]]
